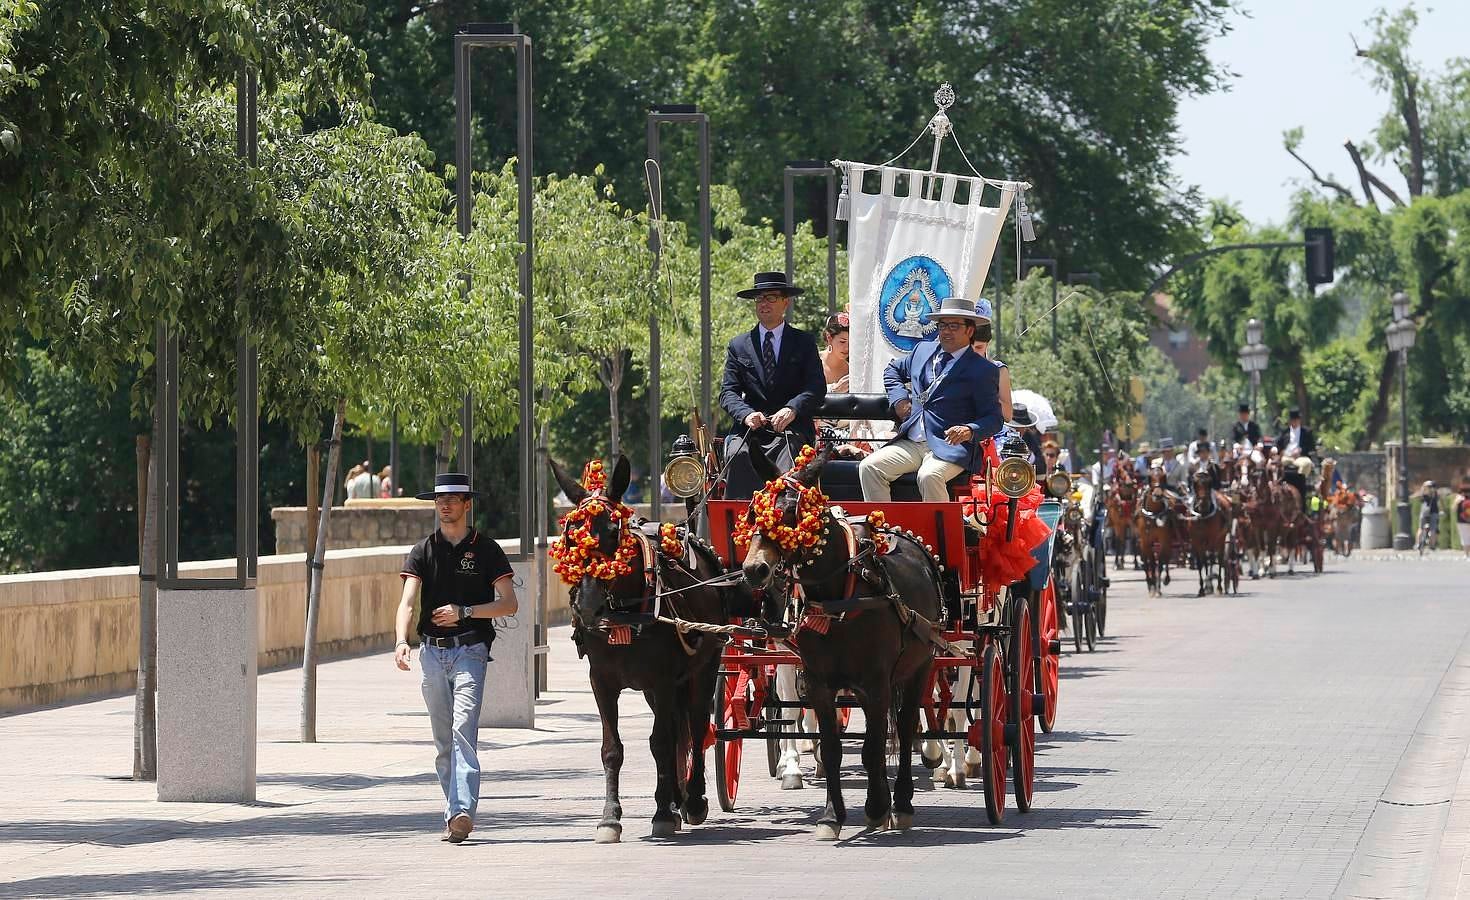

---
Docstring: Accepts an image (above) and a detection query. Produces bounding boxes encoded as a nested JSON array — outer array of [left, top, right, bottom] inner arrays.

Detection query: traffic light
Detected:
[[1305, 227, 1335, 287]]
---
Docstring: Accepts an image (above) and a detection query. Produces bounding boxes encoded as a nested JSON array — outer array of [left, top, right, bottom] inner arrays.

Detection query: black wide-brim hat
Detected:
[[736, 271, 805, 299], [1006, 403, 1037, 429], [415, 472, 483, 500]]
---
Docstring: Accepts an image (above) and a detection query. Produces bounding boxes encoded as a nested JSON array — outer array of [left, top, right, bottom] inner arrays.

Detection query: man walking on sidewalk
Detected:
[[394, 473, 519, 843]]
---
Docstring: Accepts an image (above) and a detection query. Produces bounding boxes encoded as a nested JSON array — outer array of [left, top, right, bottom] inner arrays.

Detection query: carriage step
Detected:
[[1048, 639, 1062, 655]]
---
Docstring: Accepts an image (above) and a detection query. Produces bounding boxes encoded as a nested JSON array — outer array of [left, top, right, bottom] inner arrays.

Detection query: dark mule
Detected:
[[740, 443, 941, 840], [552, 456, 729, 843]]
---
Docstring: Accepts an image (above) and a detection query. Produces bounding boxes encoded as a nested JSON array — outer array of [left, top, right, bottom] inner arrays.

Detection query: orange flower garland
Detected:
[[549, 461, 640, 585], [659, 523, 683, 557], [866, 510, 891, 555], [733, 445, 829, 553]]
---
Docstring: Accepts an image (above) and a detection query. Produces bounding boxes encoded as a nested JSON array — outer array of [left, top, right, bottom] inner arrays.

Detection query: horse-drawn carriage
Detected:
[[696, 395, 1063, 828]]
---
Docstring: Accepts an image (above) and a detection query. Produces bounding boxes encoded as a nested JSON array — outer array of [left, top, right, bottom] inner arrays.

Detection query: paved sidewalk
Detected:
[[2, 556, 1468, 899]]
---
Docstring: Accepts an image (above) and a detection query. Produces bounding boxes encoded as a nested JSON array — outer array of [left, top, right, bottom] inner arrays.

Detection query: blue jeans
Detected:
[[420, 641, 488, 822]]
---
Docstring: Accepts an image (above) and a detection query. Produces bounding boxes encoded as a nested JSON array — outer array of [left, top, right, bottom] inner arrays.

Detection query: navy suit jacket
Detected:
[[719, 324, 826, 443], [884, 342, 1004, 468]]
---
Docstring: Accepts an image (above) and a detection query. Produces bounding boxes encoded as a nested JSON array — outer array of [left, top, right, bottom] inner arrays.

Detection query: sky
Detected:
[[1172, 1, 1470, 226]]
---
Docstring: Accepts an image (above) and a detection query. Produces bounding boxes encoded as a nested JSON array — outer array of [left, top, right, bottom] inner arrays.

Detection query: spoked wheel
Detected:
[[1069, 563, 1086, 653], [1094, 545, 1108, 637], [1036, 580, 1060, 734], [975, 641, 1008, 825], [1010, 603, 1036, 812], [714, 671, 744, 813], [1084, 604, 1097, 652], [1312, 532, 1326, 573]]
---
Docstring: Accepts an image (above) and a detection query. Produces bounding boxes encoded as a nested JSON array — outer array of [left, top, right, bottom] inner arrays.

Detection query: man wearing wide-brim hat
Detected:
[[859, 297, 1005, 502], [719, 271, 826, 498], [393, 473, 520, 843]]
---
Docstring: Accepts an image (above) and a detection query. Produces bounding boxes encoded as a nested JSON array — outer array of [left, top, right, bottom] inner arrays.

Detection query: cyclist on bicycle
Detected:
[[1418, 480, 1441, 549]]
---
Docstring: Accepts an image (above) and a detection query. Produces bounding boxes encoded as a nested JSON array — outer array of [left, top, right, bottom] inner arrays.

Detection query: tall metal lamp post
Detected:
[[1237, 317, 1269, 415], [1387, 291, 1418, 549]]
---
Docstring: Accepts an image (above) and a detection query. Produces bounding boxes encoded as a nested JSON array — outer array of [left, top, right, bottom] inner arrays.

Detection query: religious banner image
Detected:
[[838, 162, 1016, 396]]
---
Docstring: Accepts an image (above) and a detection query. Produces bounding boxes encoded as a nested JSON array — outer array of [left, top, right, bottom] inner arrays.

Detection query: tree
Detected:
[[344, 0, 1233, 287], [1276, 6, 1470, 446], [1000, 273, 1152, 454]]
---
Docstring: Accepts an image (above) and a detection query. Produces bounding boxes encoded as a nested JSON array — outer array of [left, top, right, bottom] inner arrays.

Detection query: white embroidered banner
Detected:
[[839, 162, 1015, 396]]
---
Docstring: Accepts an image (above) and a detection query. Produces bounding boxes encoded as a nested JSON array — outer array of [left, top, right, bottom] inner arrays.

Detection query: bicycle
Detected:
[[1417, 519, 1438, 556]]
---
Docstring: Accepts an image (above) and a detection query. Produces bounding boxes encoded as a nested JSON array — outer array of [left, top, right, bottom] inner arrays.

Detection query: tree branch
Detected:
[[1343, 141, 1380, 210], [1285, 143, 1356, 204], [1346, 141, 1406, 207], [1356, 41, 1425, 198]]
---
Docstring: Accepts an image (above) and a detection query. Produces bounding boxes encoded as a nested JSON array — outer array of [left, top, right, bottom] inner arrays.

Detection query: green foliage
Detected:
[[346, 0, 1234, 287], [1002, 273, 1152, 452], [1304, 341, 1372, 450]]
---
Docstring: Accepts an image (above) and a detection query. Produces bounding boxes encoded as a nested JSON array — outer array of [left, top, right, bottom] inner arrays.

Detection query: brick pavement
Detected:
[[1, 555, 1467, 899]]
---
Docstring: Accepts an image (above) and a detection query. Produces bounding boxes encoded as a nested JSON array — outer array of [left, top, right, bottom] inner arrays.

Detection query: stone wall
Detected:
[[1333, 452, 1386, 499], [271, 499, 435, 555], [1384, 444, 1470, 505], [0, 543, 571, 714]]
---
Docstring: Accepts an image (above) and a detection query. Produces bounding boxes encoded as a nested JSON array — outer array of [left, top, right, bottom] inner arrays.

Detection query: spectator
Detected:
[[378, 465, 395, 498], [1455, 481, 1470, 558]]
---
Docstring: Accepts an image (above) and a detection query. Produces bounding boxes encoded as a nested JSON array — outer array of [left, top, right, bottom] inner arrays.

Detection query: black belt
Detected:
[[420, 632, 484, 649]]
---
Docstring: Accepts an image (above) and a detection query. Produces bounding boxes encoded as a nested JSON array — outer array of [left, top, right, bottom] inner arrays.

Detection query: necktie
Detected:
[[762, 331, 776, 380], [933, 350, 951, 381]]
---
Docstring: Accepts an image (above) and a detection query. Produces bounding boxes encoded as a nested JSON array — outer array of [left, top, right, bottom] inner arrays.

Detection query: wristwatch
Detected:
[[459, 604, 473, 621]]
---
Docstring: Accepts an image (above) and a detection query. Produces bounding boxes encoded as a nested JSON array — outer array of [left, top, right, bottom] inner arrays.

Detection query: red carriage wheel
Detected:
[[1010, 602, 1037, 812], [974, 642, 1008, 825], [714, 672, 744, 812], [1036, 580, 1060, 734]]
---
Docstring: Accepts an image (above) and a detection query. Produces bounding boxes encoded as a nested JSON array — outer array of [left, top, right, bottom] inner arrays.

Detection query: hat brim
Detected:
[[414, 488, 483, 500], [736, 286, 804, 299], [919, 310, 987, 325], [1006, 418, 1035, 429]]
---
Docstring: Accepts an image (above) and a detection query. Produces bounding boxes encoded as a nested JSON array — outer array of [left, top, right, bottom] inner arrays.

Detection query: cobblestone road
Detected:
[[3, 554, 1469, 899]]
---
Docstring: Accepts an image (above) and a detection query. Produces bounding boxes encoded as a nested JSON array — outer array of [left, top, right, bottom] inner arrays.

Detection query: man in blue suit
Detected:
[[719, 271, 827, 498], [859, 297, 1004, 502]]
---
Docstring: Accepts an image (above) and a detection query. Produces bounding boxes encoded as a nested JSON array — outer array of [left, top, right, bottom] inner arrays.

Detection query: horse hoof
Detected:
[[595, 824, 622, 844], [893, 812, 914, 831], [682, 799, 708, 827], [650, 819, 679, 839], [814, 762, 826, 779], [966, 761, 983, 778], [815, 822, 841, 841], [921, 753, 943, 770], [866, 815, 889, 830], [781, 774, 805, 790]]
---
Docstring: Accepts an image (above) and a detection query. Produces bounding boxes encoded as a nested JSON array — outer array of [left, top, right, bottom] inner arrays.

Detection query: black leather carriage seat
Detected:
[[815, 393, 971, 502]]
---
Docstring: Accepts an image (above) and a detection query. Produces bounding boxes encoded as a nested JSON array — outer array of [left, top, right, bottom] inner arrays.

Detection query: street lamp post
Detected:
[[1237, 317, 1269, 418], [1387, 292, 1418, 550], [1023, 257, 1058, 352]]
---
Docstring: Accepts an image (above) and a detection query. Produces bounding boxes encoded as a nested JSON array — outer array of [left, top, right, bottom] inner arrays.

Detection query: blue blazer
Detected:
[[718, 325, 826, 443], [884, 342, 1004, 468]]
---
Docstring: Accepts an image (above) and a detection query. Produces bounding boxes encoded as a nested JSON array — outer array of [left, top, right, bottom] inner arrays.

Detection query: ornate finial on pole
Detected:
[[927, 83, 954, 173]]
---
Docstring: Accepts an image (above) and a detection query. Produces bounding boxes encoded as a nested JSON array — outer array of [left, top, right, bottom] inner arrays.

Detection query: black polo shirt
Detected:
[[401, 529, 514, 641]]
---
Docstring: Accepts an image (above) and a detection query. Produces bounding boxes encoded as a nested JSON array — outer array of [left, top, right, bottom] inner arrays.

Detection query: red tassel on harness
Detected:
[[801, 612, 832, 635], [607, 625, 633, 645]]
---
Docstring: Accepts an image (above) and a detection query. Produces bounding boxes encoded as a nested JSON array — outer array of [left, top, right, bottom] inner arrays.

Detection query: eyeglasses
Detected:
[[934, 321, 970, 331], [1044, 453, 1059, 459]]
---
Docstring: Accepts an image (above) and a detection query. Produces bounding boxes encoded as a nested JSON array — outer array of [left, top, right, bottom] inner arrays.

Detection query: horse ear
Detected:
[[793, 443, 829, 486], [550, 458, 589, 507], [747, 438, 781, 485], [608, 455, 632, 503]]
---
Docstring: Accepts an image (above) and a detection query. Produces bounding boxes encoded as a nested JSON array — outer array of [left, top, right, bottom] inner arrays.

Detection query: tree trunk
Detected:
[[132, 429, 158, 781], [305, 442, 321, 567], [436, 429, 452, 474], [1358, 350, 1399, 450], [600, 351, 626, 460], [1289, 364, 1310, 427], [301, 398, 346, 743]]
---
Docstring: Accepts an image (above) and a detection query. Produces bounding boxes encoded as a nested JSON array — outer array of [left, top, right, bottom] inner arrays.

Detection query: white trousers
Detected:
[[858, 438, 964, 502]]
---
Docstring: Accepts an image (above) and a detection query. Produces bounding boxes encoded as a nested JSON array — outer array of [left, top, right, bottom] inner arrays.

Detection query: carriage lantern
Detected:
[[1045, 471, 1072, 500], [663, 434, 707, 499], [996, 435, 1037, 498]]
